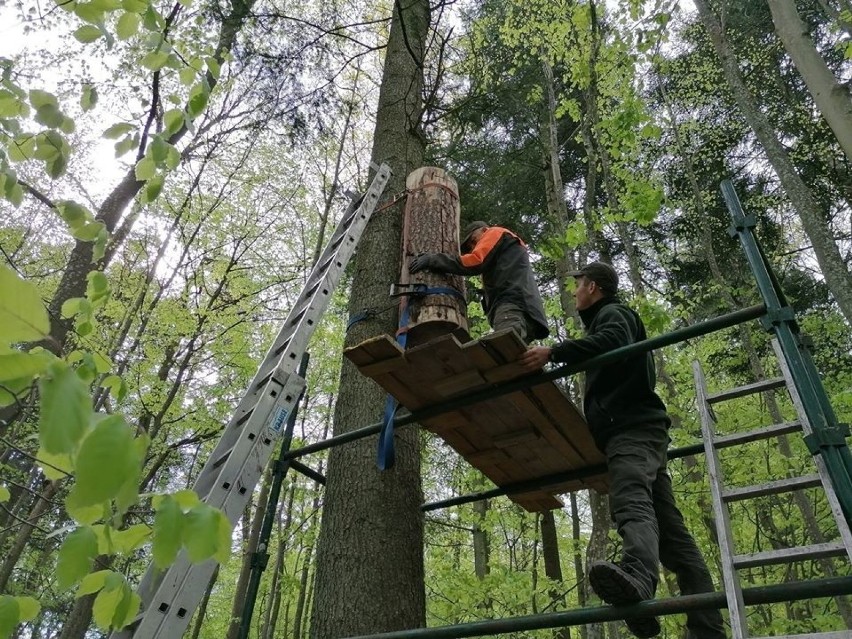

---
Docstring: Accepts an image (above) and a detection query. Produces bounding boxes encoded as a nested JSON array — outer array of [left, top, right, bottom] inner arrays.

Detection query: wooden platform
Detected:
[[344, 330, 609, 512]]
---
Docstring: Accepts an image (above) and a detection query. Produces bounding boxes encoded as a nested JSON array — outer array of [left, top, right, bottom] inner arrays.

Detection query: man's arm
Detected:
[[409, 227, 505, 276], [518, 306, 635, 371]]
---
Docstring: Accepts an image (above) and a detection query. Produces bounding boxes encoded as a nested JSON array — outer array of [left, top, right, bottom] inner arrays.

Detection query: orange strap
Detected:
[[460, 226, 525, 267]]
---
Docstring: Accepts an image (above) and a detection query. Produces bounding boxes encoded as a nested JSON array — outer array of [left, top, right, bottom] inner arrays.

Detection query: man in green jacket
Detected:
[[519, 262, 724, 639]]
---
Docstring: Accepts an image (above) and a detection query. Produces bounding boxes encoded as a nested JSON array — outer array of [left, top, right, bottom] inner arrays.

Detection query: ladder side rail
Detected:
[[116, 164, 391, 639], [772, 339, 852, 561], [126, 372, 306, 639], [203, 166, 391, 470], [722, 179, 852, 523], [134, 374, 308, 639], [692, 360, 750, 638]]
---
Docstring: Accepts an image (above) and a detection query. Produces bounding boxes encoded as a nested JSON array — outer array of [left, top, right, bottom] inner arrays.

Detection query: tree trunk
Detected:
[[541, 511, 570, 639], [767, 0, 852, 161], [308, 7, 432, 622], [0, 481, 59, 592], [569, 493, 589, 639], [190, 566, 219, 639], [402, 167, 467, 345], [694, 0, 852, 326]]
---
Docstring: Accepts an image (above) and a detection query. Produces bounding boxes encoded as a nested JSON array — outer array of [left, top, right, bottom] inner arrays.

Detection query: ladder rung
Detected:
[[706, 377, 786, 404], [211, 446, 235, 470], [751, 633, 852, 639], [733, 541, 848, 569], [714, 421, 802, 449], [723, 474, 823, 502]]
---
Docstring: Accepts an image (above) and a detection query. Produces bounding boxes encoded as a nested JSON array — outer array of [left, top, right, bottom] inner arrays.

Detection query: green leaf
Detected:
[[92, 575, 125, 630], [57, 200, 91, 228], [178, 67, 196, 86], [36, 447, 73, 480], [165, 145, 180, 170], [134, 156, 155, 180], [57, 526, 98, 588], [81, 84, 98, 111], [140, 50, 169, 71], [74, 3, 105, 24], [205, 57, 220, 80], [152, 496, 183, 568], [103, 122, 134, 139], [171, 489, 199, 509], [184, 504, 230, 563], [39, 361, 91, 454], [68, 415, 136, 507], [121, 0, 147, 11], [114, 134, 136, 157], [0, 93, 28, 118], [141, 174, 164, 203], [34, 103, 65, 128], [73, 24, 104, 42], [71, 221, 105, 242], [29, 89, 57, 110], [46, 152, 68, 179], [7, 135, 35, 162], [14, 597, 39, 622], [0, 351, 48, 382], [0, 265, 50, 344], [112, 524, 151, 553], [100, 374, 126, 401], [65, 496, 105, 525], [163, 108, 184, 136], [61, 298, 82, 319], [186, 82, 208, 118], [116, 12, 140, 39], [0, 486, 8, 503], [0, 376, 34, 408], [0, 596, 19, 639], [77, 569, 109, 596]]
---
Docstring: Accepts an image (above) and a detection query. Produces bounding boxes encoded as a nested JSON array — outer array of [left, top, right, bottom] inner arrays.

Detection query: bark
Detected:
[[225, 478, 271, 639], [403, 167, 467, 345], [767, 0, 852, 161], [308, 0, 430, 636], [541, 511, 570, 639], [0, 481, 59, 592], [472, 498, 490, 581], [695, 0, 852, 326], [189, 566, 219, 639], [569, 493, 588, 639]]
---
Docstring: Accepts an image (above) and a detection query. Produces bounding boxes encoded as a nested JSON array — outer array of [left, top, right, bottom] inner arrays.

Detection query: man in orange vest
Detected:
[[409, 220, 549, 343]]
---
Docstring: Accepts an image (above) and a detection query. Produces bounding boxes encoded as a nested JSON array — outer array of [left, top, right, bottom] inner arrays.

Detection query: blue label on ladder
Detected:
[[268, 407, 290, 435]]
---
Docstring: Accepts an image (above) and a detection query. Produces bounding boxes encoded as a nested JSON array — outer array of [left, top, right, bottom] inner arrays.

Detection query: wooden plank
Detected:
[[433, 369, 486, 397], [347, 329, 608, 511]]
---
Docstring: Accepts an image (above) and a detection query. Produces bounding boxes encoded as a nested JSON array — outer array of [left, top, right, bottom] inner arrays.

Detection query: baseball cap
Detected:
[[569, 261, 618, 295], [461, 221, 488, 249]]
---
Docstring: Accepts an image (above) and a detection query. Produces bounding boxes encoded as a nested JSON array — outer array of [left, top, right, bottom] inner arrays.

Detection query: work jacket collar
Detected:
[[578, 296, 619, 329]]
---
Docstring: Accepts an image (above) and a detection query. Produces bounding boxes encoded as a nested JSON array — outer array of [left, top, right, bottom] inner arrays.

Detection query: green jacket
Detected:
[[550, 297, 669, 448]]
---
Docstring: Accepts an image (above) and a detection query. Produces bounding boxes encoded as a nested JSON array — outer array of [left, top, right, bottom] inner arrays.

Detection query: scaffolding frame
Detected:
[[239, 181, 852, 637]]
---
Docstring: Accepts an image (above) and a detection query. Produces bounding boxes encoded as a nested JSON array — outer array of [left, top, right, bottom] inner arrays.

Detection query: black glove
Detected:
[[409, 253, 436, 273]]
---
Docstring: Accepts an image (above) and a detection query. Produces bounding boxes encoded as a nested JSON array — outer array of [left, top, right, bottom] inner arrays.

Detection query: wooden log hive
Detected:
[[400, 167, 469, 348]]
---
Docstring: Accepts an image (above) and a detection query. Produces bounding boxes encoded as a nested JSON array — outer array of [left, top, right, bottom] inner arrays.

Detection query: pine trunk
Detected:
[[767, 0, 852, 161], [308, 0, 430, 635], [695, 0, 852, 326]]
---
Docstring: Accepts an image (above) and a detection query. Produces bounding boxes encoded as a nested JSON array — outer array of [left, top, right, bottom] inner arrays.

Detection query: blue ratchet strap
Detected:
[[377, 302, 410, 470], [376, 285, 465, 470]]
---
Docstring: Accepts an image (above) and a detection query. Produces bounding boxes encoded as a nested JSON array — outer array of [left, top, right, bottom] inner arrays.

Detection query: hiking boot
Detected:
[[589, 561, 661, 639]]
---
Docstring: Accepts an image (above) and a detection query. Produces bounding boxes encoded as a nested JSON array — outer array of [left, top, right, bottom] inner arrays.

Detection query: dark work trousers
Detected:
[[491, 303, 535, 344], [606, 422, 726, 639]]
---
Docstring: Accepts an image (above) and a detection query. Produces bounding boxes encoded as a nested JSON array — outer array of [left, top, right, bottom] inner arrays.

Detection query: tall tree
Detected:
[[309, 0, 432, 636], [767, 0, 852, 161], [694, 0, 852, 325]]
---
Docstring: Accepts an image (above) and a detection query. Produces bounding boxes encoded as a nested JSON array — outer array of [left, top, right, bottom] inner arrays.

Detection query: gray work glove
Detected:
[[409, 253, 437, 273]]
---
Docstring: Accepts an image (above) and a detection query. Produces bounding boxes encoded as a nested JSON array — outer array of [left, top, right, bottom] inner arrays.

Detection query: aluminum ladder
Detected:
[[692, 339, 852, 639], [112, 163, 391, 639]]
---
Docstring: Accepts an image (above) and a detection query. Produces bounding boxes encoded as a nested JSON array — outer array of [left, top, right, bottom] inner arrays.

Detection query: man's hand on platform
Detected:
[[409, 253, 437, 273], [519, 346, 552, 372]]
